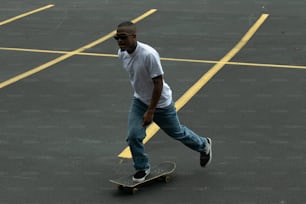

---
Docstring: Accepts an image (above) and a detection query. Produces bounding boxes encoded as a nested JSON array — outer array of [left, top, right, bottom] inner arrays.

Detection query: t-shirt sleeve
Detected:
[[145, 52, 164, 78]]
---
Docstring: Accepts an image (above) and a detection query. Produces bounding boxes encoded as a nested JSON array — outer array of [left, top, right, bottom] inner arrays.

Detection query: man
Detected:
[[114, 21, 212, 182]]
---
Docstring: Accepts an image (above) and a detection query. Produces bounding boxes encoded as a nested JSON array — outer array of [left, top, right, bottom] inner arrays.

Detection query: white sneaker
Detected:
[[132, 168, 150, 182], [200, 138, 212, 167]]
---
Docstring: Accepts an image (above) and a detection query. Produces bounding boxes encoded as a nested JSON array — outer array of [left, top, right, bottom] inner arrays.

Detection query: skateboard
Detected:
[[109, 161, 176, 194]]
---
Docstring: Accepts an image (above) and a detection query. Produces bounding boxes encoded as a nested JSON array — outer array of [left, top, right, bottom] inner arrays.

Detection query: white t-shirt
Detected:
[[118, 41, 172, 108]]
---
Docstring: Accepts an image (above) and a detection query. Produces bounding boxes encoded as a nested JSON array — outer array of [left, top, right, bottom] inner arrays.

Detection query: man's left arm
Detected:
[[142, 75, 163, 127]]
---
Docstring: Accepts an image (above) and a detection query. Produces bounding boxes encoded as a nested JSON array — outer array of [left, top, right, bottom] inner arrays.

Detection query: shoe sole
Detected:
[[201, 137, 212, 167], [206, 137, 212, 166]]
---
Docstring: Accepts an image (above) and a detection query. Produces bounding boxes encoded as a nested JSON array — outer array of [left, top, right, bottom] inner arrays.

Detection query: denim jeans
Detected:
[[127, 97, 208, 171]]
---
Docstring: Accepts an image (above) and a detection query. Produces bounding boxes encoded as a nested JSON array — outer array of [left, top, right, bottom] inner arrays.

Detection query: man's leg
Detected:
[[153, 102, 206, 152], [153, 102, 212, 166], [127, 98, 150, 171]]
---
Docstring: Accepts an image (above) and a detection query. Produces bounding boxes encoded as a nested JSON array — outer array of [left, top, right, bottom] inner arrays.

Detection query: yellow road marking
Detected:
[[224, 61, 306, 70], [162, 57, 306, 70], [131, 9, 157, 23], [175, 13, 269, 110], [0, 47, 118, 58], [0, 9, 157, 89], [1, 46, 306, 71], [0, 4, 55, 26], [118, 13, 269, 158]]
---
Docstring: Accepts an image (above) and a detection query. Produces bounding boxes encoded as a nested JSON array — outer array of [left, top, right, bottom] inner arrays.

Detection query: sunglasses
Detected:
[[113, 34, 133, 40]]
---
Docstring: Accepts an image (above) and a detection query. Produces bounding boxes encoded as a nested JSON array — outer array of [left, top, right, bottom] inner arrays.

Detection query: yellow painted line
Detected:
[[118, 13, 269, 158], [161, 57, 219, 65], [0, 4, 55, 26], [0, 47, 118, 58], [174, 15, 271, 111], [225, 61, 306, 70], [131, 9, 157, 23], [161, 57, 306, 70], [0, 9, 157, 89], [2, 46, 306, 70], [0, 47, 67, 54]]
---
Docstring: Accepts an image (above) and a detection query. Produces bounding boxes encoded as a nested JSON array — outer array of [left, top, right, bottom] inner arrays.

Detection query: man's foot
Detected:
[[132, 168, 150, 182], [200, 138, 212, 167]]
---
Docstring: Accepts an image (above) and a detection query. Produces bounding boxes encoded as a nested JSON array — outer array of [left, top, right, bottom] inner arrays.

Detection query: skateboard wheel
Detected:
[[118, 185, 125, 191], [131, 187, 138, 194], [118, 185, 137, 194], [164, 175, 170, 183]]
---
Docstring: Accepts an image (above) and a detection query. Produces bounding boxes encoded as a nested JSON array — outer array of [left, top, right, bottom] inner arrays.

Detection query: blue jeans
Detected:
[[127, 97, 208, 171]]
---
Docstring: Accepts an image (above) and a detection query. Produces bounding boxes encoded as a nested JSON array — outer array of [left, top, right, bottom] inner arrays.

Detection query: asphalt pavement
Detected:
[[1, 0, 306, 203]]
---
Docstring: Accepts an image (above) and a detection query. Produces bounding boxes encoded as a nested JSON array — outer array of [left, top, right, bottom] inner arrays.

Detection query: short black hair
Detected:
[[118, 21, 134, 28], [117, 21, 136, 33]]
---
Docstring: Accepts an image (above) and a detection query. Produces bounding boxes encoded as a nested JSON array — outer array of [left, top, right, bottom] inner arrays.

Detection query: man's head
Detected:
[[114, 21, 137, 53]]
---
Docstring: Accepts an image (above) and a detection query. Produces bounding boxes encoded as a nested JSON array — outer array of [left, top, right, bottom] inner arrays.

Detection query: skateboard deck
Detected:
[[110, 161, 176, 194]]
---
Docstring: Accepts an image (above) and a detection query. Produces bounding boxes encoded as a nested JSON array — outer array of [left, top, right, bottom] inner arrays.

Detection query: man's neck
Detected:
[[127, 42, 137, 54]]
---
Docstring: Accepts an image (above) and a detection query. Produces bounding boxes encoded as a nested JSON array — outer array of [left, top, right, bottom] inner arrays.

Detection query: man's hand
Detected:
[[142, 75, 163, 127], [142, 110, 154, 127]]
